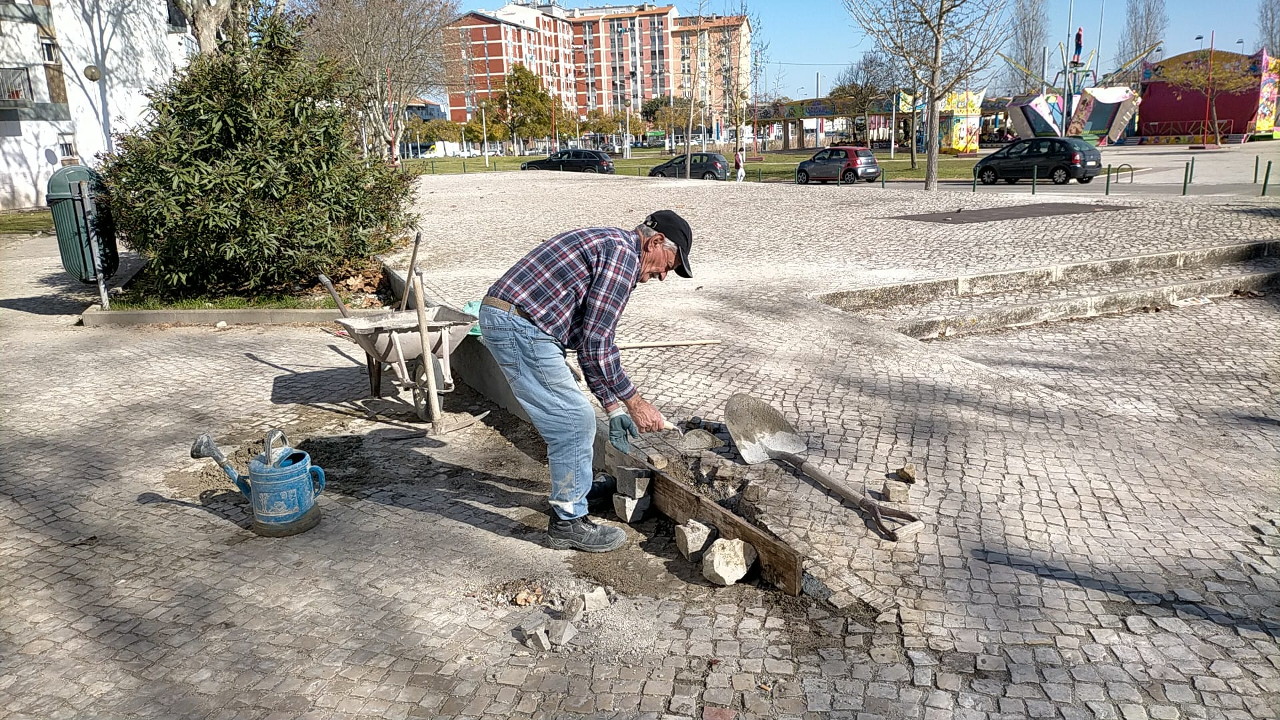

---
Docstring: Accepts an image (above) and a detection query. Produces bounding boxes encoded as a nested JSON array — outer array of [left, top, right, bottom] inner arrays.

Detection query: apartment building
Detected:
[[443, 1, 748, 137], [0, 0, 195, 209], [672, 13, 752, 137]]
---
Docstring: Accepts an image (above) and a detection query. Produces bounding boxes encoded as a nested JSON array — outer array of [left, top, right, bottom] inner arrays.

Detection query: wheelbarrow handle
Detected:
[[317, 274, 351, 318]]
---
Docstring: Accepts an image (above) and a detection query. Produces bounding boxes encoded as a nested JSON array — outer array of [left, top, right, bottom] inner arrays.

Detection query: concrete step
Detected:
[[855, 257, 1280, 340], [821, 241, 1279, 312]]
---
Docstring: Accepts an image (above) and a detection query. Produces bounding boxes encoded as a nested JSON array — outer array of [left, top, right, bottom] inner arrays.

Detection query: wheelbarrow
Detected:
[[319, 267, 477, 423], [332, 306, 476, 421], [724, 393, 924, 541]]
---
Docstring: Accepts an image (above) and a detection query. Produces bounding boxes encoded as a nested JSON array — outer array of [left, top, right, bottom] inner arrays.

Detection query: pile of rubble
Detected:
[[518, 586, 612, 652]]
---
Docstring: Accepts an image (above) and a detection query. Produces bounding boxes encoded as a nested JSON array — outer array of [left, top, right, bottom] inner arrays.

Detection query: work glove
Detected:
[[608, 407, 640, 454]]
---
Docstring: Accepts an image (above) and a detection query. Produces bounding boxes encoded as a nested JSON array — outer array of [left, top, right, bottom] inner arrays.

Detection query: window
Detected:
[[58, 134, 75, 158], [40, 38, 57, 63]]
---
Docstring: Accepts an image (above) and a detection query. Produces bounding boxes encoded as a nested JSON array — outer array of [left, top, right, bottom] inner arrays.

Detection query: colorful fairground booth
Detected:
[[1003, 89, 1141, 145], [755, 90, 995, 155], [1133, 49, 1279, 144]]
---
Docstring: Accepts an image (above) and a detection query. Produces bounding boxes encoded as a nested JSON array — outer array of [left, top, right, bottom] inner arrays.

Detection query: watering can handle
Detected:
[[310, 465, 326, 494], [264, 429, 289, 465]]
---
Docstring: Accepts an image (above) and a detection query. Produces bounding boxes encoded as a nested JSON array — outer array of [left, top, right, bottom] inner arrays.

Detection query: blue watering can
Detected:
[[190, 429, 326, 536]]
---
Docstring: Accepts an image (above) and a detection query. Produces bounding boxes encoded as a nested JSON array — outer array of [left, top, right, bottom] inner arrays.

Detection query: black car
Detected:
[[648, 153, 729, 180], [974, 137, 1103, 185], [521, 149, 615, 173]]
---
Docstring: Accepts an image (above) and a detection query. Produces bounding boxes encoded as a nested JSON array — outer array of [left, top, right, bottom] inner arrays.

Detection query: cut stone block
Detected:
[[526, 626, 552, 651], [546, 619, 577, 648], [882, 480, 910, 503], [613, 492, 651, 523], [896, 463, 918, 483], [615, 466, 651, 499], [583, 586, 610, 612], [681, 428, 723, 451], [701, 538, 757, 586], [646, 452, 669, 470], [675, 519, 718, 562], [565, 595, 585, 623]]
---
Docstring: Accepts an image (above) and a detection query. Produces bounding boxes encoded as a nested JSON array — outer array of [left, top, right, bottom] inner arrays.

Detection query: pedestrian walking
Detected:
[[478, 211, 695, 553], [734, 147, 746, 182]]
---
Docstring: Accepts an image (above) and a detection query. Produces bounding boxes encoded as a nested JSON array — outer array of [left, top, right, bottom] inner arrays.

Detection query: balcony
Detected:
[[0, 67, 34, 108]]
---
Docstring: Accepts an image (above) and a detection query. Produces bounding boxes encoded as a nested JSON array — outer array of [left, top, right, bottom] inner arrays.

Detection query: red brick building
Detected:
[[443, 2, 748, 136]]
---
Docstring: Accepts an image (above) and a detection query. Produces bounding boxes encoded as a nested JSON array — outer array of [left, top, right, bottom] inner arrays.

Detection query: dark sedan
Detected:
[[974, 137, 1102, 185], [521, 149, 615, 173], [648, 153, 729, 180]]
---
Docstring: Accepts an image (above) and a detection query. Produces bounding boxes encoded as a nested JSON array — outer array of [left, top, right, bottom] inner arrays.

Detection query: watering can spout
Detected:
[[190, 434, 250, 498]]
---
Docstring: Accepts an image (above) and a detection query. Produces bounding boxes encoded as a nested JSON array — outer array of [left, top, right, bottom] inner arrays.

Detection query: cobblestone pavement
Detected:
[[399, 173, 1280, 717], [1, 169, 1278, 720]]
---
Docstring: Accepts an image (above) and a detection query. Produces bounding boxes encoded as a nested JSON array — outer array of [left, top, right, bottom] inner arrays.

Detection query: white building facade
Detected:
[[0, 0, 195, 210]]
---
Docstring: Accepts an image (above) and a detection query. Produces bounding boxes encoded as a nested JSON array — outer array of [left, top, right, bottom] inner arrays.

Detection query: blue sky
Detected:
[[458, 0, 1265, 98]]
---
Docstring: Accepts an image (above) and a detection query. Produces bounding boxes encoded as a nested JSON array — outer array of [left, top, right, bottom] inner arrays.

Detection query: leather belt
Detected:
[[482, 296, 533, 321]]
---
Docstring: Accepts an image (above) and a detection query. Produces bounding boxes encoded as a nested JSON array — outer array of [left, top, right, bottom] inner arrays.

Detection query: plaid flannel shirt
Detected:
[[487, 227, 641, 405]]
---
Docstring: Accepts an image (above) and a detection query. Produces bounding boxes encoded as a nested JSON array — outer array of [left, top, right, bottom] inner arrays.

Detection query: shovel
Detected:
[[723, 393, 924, 542]]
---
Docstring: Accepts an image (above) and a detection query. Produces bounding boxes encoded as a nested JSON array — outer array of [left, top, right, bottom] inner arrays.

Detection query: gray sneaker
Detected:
[[547, 515, 626, 552]]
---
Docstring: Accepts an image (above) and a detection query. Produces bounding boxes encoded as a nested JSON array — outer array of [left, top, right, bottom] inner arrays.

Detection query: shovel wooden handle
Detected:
[[776, 452, 922, 541]]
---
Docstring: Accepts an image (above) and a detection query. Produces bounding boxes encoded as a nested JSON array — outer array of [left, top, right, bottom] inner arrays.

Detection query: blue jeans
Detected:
[[478, 304, 596, 520]]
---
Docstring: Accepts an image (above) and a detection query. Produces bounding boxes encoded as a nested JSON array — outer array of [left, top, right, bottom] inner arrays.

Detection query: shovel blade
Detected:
[[724, 393, 808, 465]]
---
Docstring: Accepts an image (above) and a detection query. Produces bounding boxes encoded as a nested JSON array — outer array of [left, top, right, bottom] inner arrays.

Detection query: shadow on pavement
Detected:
[[972, 548, 1280, 635], [0, 294, 91, 315]]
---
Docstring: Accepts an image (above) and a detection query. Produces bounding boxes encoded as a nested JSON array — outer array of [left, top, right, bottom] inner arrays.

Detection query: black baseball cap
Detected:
[[643, 210, 693, 278]]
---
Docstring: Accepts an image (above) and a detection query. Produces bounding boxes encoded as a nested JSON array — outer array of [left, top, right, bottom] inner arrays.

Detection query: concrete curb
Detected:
[[80, 306, 384, 327], [820, 240, 1280, 311], [902, 271, 1280, 339]]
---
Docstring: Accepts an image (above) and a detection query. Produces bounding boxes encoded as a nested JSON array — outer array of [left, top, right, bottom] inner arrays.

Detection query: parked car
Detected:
[[973, 137, 1102, 185], [648, 152, 729, 180], [521, 149, 616, 173], [796, 146, 881, 184]]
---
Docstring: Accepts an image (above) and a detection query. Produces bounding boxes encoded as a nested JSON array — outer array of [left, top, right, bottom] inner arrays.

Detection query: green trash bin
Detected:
[[47, 165, 117, 284]]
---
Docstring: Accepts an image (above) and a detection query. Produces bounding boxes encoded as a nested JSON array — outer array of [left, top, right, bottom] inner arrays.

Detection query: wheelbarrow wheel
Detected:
[[411, 356, 446, 422]]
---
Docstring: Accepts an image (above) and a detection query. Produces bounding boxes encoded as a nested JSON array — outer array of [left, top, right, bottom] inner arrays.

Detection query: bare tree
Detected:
[[1115, 0, 1167, 69], [680, 1, 711, 178], [174, 0, 251, 54], [844, 0, 1010, 190], [830, 51, 895, 113], [298, 0, 459, 162], [708, 1, 758, 154], [1002, 0, 1048, 94], [1261, 0, 1280, 54]]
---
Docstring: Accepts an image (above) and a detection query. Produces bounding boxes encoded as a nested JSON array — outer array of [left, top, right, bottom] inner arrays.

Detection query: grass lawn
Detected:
[[402, 147, 978, 182], [109, 294, 341, 311], [0, 209, 54, 234]]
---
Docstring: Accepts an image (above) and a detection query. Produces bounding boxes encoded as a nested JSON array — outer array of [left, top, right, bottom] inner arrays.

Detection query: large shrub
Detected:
[[100, 19, 412, 296]]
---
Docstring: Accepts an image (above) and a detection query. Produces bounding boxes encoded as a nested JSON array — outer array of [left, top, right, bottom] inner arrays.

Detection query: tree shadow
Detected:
[[973, 548, 1280, 636]]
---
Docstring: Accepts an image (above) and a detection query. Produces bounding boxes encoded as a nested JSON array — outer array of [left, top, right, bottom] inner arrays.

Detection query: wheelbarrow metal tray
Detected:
[[335, 308, 476, 362]]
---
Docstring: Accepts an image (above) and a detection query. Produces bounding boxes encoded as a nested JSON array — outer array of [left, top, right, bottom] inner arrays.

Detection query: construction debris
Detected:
[[675, 519, 718, 562], [896, 463, 918, 483], [615, 466, 651, 499], [583, 586, 610, 612], [546, 619, 577, 648], [565, 595, 585, 623], [613, 492, 651, 523], [882, 479, 911, 503], [702, 538, 757, 586]]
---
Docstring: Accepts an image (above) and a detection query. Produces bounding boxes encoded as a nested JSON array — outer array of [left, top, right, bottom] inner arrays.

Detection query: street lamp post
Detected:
[[624, 99, 632, 160], [1196, 35, 1205, 50], [480, 101, 489, 167]]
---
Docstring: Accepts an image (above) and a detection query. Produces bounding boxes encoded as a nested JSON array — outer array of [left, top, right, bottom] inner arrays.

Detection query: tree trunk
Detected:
[[192, 13, 223, 55], [925, 2, 945, 191], [909, 86, 918, 170]]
